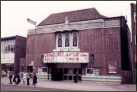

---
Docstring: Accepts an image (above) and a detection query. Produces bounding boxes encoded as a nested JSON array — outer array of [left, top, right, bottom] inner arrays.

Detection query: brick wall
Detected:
[[25, 33, 56, 72], [14, 35, 26, 75], [80, 27, 121, 76]]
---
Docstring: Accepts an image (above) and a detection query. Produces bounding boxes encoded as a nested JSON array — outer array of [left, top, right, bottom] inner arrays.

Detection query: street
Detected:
[[1, 84, 75, 91], [1, 77, 136, 91]]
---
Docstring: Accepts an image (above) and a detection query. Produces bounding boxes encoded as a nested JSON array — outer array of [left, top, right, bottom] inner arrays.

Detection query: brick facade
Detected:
[[22, 8, 133, 83], [24, 17, 131, 77]]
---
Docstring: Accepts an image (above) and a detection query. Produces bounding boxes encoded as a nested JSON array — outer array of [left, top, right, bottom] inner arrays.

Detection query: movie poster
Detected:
[[38, 67, 42, 74], [108, 62, 117, 73], [86, 68, 94, 77], [42, 67, 47, 74]]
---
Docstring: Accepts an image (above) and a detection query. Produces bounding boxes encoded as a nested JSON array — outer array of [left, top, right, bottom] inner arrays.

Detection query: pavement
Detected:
[[1, 77, 136, 91]]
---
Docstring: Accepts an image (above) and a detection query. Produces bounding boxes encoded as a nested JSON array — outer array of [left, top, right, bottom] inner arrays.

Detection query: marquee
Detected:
[[43, 52, 89, 63]]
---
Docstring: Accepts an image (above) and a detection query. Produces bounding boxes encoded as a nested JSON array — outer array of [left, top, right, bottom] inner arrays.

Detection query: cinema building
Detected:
[[1, 35, 26, 75], [21, 8, 133, 84]]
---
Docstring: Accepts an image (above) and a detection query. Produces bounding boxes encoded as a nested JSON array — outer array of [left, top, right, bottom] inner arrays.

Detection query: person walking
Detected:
[[9, 72, 13, 84], [13, 73, 16, 85], [16, 73, 21, 85], [33, 73, 37, 87], [27, 73, 30, 85], [23, 72, 27, 85]]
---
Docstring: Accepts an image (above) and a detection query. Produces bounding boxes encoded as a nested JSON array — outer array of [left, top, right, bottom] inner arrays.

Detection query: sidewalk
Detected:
[[1, 77, 136, 91]]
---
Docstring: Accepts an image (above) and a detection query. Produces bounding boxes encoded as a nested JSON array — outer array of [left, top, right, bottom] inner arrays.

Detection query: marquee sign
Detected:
[[1, 59, 14, 64], [43, 52, 89, 63]]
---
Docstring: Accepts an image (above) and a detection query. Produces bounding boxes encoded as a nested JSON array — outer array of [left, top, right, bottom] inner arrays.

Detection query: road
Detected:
[[1, 84, 76, 91]]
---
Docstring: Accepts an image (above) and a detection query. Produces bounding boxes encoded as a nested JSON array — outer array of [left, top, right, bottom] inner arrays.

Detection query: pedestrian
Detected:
[[16, 73, 21, 85], [74, 72, 78, 83], [9, 72, 13, 84], [7, 70, 10, 78], [13, 73, 16, 85], [23, 72, 27, 85], [27, 73, 30, 85], [33, 73, 37, 87], [1, 69, 4, 77]]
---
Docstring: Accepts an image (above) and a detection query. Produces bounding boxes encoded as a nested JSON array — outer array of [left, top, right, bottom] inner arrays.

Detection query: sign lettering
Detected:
[[1, 59, 14, 64], [44, 52, 89, 63]]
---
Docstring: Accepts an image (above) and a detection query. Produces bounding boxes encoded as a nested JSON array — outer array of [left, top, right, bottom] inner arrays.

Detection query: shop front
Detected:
[[1, 59, 14, 73]]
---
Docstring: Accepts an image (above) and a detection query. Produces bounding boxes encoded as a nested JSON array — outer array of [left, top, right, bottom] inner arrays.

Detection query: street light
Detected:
[[27, 18, 36, 73]]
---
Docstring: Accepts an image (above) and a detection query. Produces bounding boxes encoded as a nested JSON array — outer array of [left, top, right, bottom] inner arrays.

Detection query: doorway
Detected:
[[63, 68, 81, 81]]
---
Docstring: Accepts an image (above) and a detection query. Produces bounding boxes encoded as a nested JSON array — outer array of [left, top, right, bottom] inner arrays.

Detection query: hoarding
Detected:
[[43, 52, 89, 63], [86, 68, 94, 77], [108, 62, 117, 73], [38, 67, 47, 75]]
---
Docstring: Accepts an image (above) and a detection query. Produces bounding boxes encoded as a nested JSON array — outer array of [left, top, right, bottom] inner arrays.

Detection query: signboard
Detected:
[[38, 67, 47, 75], [108, 62, 117, 73], [42, 67, 47, 74], [29, 61, 34, 66], [1, 59, 14, 64], [68, 68, 73, 74], [86, 68, 94, 77], [43, 52, 89, 63], [38, 67, 42, 74]]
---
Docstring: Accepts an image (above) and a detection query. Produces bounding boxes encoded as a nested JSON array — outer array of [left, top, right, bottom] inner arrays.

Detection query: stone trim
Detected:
[[27, 19, 120, 35]]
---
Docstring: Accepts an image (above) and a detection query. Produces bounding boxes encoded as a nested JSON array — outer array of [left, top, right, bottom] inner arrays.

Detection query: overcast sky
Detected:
[[1, 1, 136, 38]]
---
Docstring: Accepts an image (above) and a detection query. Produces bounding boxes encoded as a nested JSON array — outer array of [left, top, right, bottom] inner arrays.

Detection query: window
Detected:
[[41, 55, 43, 62], [4, 45, 15, 53], [58, 33, 62, 47], [11, 45, 15, 53], [5, 45, 8, 53], [90, 54, 94, 62], [73, 32, 78, 47], [56, 32, 78, 48], [65, 33, 70, 47]]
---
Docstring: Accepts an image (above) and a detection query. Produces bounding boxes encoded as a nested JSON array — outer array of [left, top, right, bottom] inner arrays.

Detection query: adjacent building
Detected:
[[21, 8, 133, 84], [1, 35, 26, 75], [131, 3, 136, 84]]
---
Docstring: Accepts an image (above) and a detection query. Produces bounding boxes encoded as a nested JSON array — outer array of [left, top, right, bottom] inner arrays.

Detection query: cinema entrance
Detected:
[[51, 63, 81, 81], [44, 52, 89, 81]]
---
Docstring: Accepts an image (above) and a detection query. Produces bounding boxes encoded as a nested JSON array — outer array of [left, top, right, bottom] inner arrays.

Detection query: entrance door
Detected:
[[63, 68, 81, 81]]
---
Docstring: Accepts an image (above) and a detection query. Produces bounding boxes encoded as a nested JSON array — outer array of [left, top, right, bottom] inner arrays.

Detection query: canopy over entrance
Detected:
[[43, 52, 89, 63]]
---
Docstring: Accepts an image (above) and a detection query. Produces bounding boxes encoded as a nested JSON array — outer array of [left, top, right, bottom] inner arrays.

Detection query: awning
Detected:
[[43, 52, 89, 63]]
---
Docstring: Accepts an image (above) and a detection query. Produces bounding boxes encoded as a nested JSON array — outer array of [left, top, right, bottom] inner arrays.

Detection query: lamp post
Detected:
[[27, 18, 36, 73]]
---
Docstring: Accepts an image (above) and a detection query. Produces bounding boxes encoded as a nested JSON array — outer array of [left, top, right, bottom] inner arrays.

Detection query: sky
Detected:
[[1, 1, 136, 38]]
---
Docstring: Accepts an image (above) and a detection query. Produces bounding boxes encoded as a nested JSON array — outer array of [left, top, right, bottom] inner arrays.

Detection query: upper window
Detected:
[[56, 32, 78, 48], [90, 54, 94, 62], [57, 33, 62, 47], [65, 33, 70, 47], [73, 32, 78, 47]]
